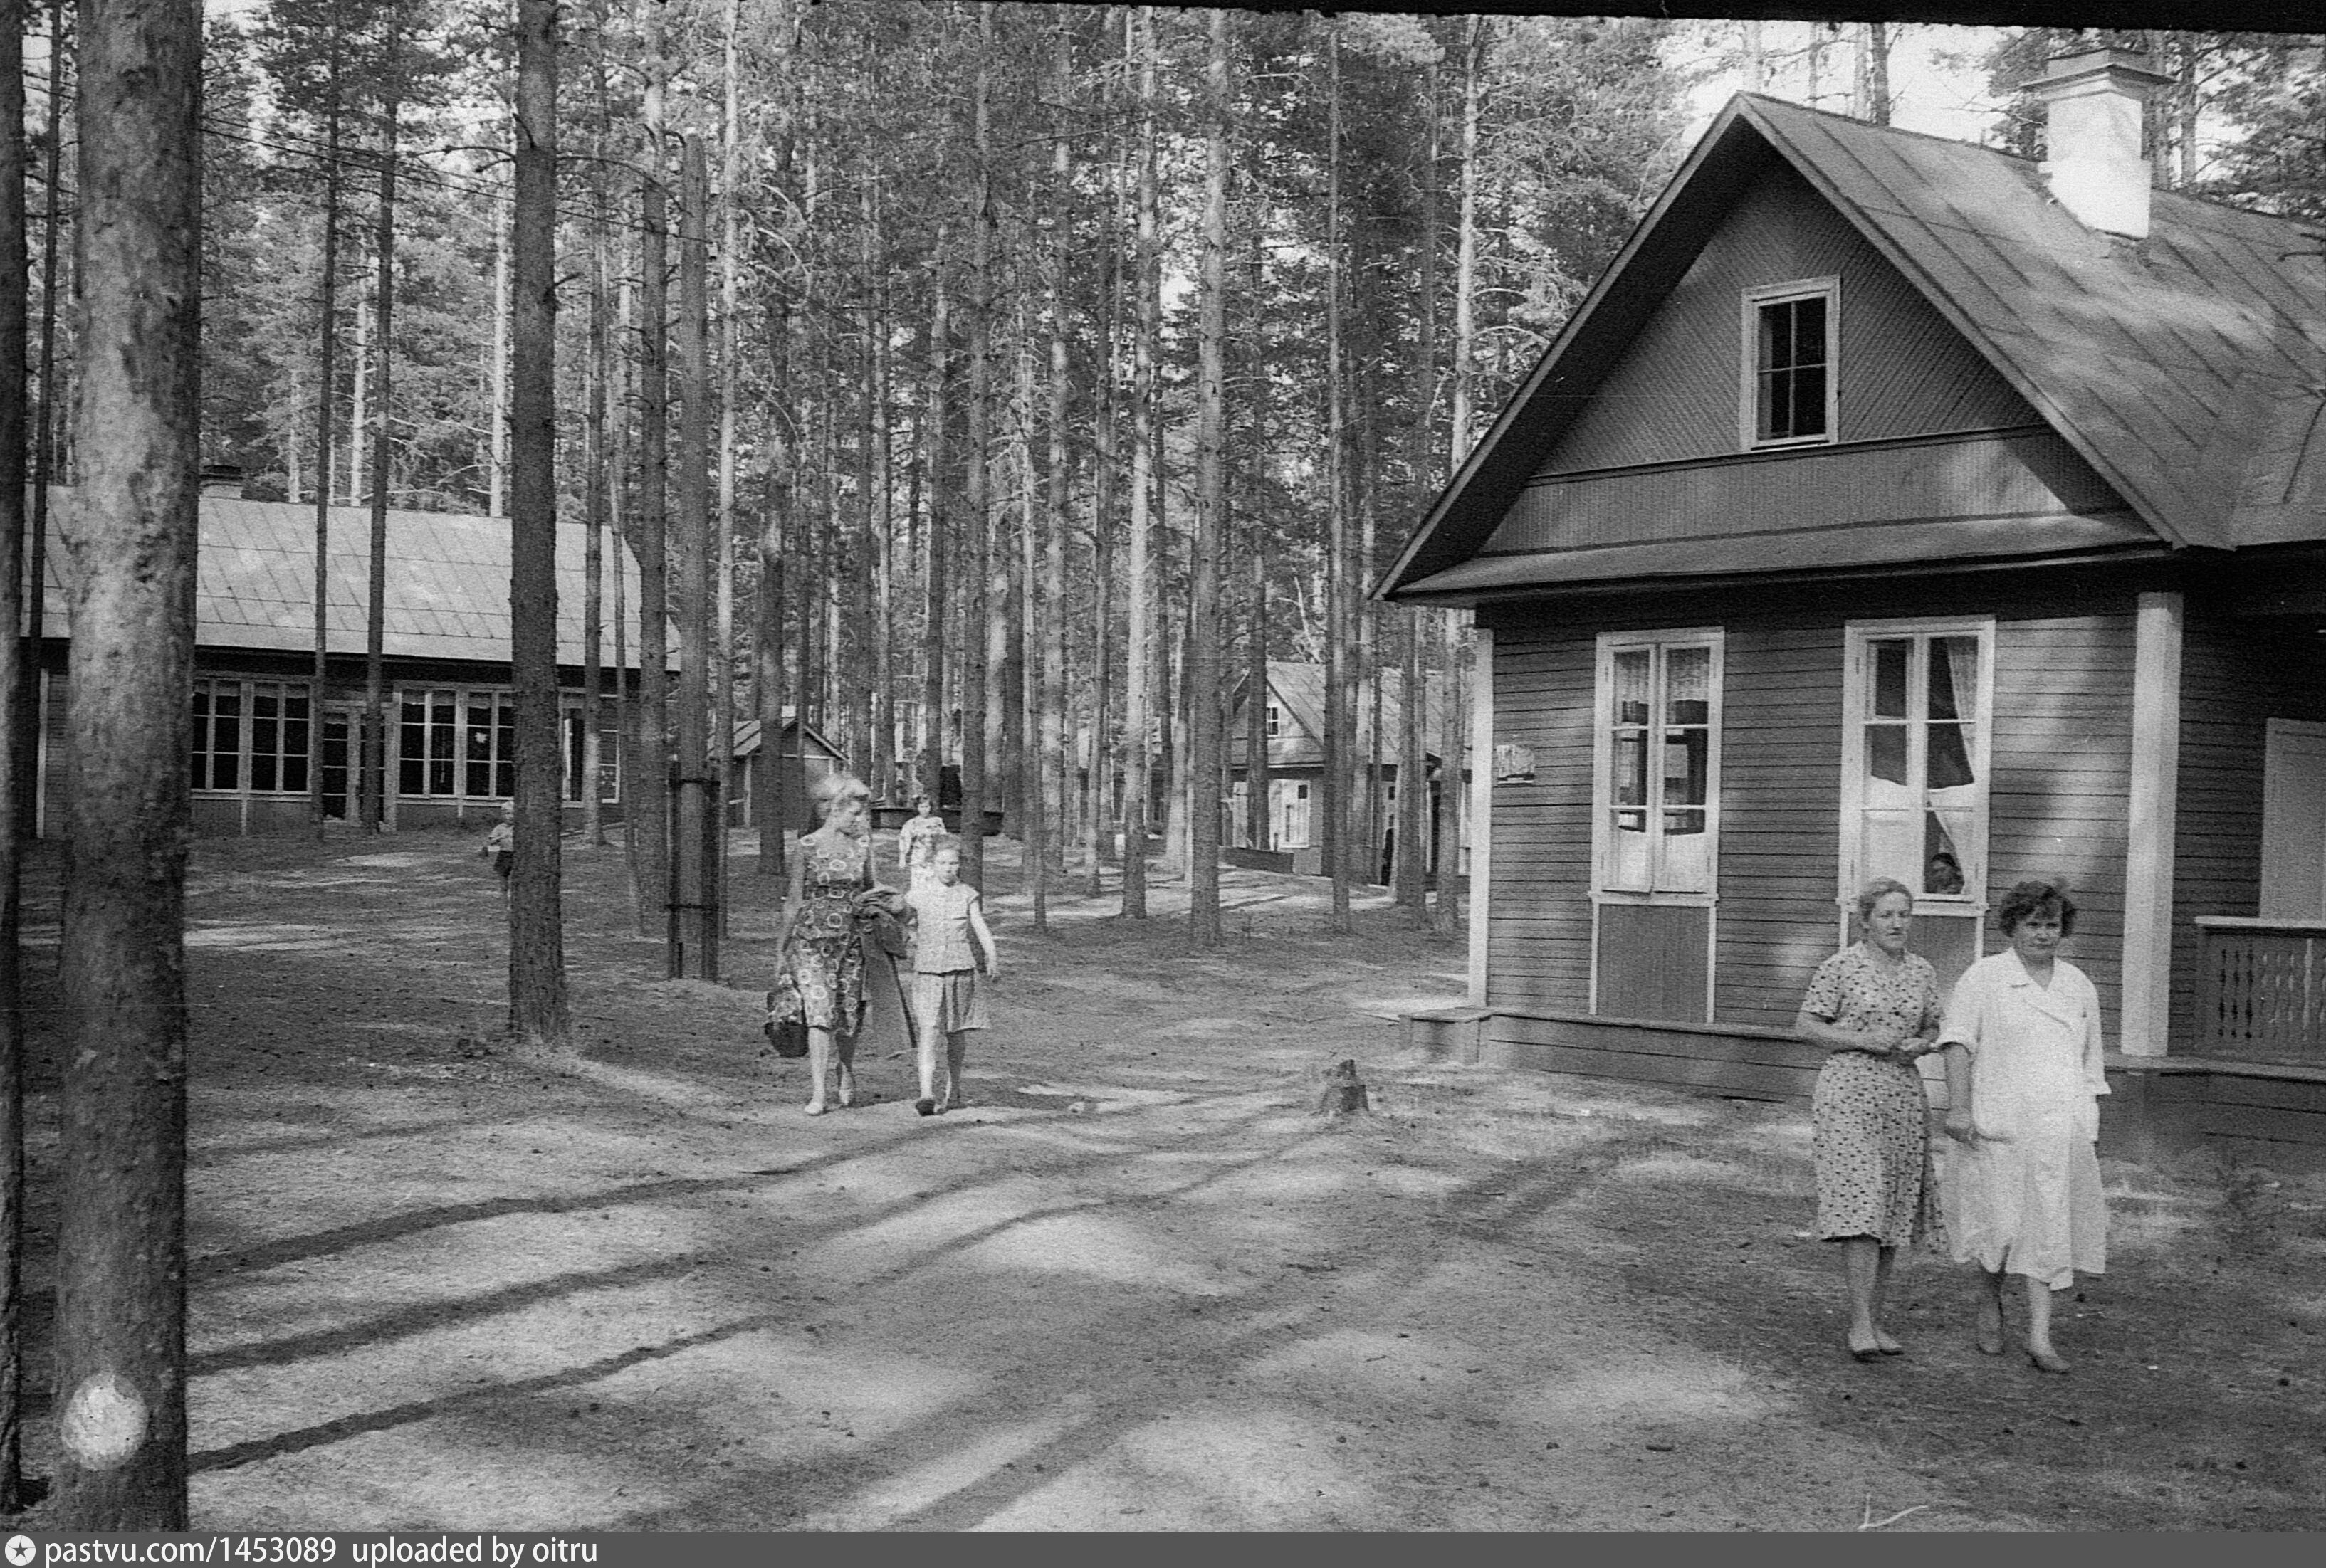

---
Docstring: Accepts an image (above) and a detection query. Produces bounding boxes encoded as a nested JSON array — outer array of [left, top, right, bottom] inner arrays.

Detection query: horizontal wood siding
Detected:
[[1988, 611, 2137, 1047], [1484, 1014, 1828, 1104], [2170, 614, 2326, 1052], [1484, 627, 1597, 1014], [1485, 574, 2147, 1055], [1544, 160, 2034, 475], [1486, 429, 2122, 557], [1712, 618, 1845, 1028]]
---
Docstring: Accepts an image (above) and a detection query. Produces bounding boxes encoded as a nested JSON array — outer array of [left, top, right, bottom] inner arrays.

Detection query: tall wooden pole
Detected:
[[509, 0, 568, 1046], [360, 53, 404, 836], [958, 2, 996, 888], [54, 0, 201, 1525], [309, 21, 343, 840], [1120, 4, 1156, 920]]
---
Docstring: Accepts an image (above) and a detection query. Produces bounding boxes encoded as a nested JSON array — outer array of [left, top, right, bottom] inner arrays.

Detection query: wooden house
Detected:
[[28, 478, 640, 836], [1224, 660, 1463, 878], [1379, 51, 2326, 1167], [728, 712, 848, 830]]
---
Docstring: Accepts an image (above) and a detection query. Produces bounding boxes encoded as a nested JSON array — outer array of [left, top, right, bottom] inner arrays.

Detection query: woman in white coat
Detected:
[[1938, 879, 2110, 1374]]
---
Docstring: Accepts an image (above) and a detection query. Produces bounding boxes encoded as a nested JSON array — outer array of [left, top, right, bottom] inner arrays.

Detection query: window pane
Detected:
[[1665, 646, 1709, 724], [1609, 811, 1651, 888], [400, 699, 426, 795], [466, 699, 496, 797], [1927, 722, 1975, 791], [1870, 640, 1909, 718], [1793, 296, 1825, 367], [1612, 648, 1650, 724], [1863, 809, 1920, 889], [1791, 364, 1826, 436], [283, 755, 308, 795], [1923, 811, 1967, 894], [212, 691, 240, 791], [1866, 724, 1908, 786], [1664, 727, 1708, 807], [1611, 730, 1647, 807], [1658, 819, 1711, 893]]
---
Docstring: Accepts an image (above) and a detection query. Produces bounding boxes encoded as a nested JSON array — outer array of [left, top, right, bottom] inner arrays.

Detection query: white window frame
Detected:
[[191, 678, 314, 797], [1264, 702, 1282, 739], [1590, 628, 1724, 906], [1837, 616, 1996, 930], [1741, 277, 1840, 451]]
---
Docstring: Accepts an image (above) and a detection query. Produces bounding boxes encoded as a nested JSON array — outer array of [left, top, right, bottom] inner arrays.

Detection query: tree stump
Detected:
[[1316, 1058, 1370, 1117]]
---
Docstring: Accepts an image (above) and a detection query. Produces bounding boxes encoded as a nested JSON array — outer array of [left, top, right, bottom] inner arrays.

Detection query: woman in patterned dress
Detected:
[[771, 772, 876, 1116], [1796, 878, 1944, 1361]]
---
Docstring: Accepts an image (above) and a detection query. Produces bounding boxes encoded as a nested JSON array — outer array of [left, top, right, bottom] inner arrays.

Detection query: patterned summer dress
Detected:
[[771, 833, 873, 1034], [1802, 944, 1944, 1248]]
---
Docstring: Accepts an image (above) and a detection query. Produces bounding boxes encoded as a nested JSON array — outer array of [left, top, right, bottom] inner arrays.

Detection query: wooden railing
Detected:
[[2196, 917, 2326, 1063]]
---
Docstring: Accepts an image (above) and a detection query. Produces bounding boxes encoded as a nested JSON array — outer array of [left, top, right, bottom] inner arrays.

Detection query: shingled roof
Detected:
[[33, 491, 653, 668], [1381, 92, 2326, 598]]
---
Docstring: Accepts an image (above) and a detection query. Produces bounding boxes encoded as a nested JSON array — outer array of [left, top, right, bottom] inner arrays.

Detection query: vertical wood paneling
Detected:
[[1484, 627, 1597, 1014], [1596, 903, 1710, 1020], [2170, 616, 2326, 1052], [1546, 163, 2034, 475]]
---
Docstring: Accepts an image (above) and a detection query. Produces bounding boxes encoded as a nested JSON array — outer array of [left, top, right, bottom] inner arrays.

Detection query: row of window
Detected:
[[191, 679, 616, 802], [1593, 618, 1992, 905]]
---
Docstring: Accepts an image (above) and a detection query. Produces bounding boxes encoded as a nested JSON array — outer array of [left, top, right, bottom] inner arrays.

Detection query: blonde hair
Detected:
[[811, 771, 871, 819]]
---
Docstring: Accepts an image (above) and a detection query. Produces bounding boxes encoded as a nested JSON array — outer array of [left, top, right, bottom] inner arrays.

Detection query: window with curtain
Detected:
[[1745, 279, 1837, 447], [1845, 623, 1990, 900], [1596, 631, 1723, 896]]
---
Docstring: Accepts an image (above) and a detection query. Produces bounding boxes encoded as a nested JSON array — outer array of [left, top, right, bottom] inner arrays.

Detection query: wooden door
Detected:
[[2261, 717, 2326, 920]]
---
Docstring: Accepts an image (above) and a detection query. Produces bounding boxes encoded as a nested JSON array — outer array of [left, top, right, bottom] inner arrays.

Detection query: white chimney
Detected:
[[2030, 46, 2170, 240]]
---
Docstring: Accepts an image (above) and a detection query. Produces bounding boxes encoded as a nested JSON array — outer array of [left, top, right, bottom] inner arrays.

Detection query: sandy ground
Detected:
[[6, 825, 2325, 1532]]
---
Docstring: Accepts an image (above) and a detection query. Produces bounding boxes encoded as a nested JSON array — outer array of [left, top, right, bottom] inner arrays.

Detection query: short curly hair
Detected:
[[1996, 878, 2076, 937], [1853, 877, 1914, 924]]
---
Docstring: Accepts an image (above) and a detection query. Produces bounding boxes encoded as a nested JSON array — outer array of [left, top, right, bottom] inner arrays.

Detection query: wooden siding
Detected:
[[1483, 428, 2125, 557], [2170, 613, 2326, 1052], [1543, 160, 2035, 475], [1487, 574, 2145, 1046], [1595, 904, 1709, 1019]]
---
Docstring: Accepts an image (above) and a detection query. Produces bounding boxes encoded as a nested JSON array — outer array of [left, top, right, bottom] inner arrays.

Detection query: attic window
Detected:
[[1744, 279, 1838, 448], [1264, 702, 1282, 738]]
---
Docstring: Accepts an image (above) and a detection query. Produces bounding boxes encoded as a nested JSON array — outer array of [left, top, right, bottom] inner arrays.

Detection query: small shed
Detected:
[[1378, 51, 2326, 1169], [728, 712, 848, 831]]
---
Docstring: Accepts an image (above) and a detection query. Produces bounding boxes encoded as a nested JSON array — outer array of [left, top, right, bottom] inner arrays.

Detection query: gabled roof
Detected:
[[31, 490, 657, 668], [730, 712, 846, 764], [1227, 660, 1453, 769], [1381, 93, 2326, 600]]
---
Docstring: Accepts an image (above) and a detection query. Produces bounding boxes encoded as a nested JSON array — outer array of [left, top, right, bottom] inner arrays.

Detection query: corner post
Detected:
[[2120, 590, 2181, 1056], [1468, 626, 1493, 1008]]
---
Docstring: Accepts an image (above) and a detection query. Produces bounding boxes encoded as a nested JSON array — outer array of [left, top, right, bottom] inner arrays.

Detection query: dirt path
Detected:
[[9, 828, 2324, 1530]]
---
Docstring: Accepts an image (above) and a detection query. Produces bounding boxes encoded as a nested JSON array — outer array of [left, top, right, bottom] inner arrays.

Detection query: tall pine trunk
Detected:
[[919, 249, 950, 809], [309, 24, 343, 841], [54, 0, 200, 1525], [1187, 6, 1230, 946], [632, 116, 673, 927], [1395, 50, 1438, 915], [0, 0, 26, 1509], [360, 66, 403, 836], [671, 138, 717, 979], [1322, 22, 1351, 930], [1436, 15, 1485, 940], [958, 1, 996, 890], [509, 0, 569, 1046], [1039, 14, 1072, 901], [1119, 4, 1158, 919], [1242, 231, 1269, 856]]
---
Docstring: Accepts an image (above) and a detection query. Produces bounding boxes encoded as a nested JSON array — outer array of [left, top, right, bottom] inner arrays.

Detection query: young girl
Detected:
[[906, 838, 998, 1117], [481, 801, 516, 900]]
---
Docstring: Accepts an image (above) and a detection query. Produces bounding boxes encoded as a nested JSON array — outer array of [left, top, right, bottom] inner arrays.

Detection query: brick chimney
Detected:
[[2029, 46, 2171, 240]]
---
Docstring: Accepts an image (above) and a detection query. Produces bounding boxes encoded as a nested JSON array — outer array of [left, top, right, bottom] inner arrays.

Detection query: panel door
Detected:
[[2260, 717, 2326, 920]]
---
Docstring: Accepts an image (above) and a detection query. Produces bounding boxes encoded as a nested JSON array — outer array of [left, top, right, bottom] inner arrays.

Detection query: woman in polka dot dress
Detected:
[[1796, 878, 1944, 1362]]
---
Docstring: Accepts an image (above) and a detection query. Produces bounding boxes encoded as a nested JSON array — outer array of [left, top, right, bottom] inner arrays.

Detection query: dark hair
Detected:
[[1997, 879, 2076, 937]]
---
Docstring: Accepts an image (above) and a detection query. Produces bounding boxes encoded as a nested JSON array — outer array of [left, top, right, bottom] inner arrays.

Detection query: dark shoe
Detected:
[[916, 1098, 936, 1117], [1851, 1345, 1884, 1363]]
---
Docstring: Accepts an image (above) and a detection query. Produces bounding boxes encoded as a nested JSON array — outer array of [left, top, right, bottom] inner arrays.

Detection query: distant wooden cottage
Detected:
[[27, 478, 641, 836], [1380, 51, 2326, 1167], [1224, 660, 1462, 878], [728, 712, 848, 829]]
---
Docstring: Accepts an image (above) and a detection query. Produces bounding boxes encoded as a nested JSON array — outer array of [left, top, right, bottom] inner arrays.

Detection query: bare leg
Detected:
[[1843, 1236, 1882, 1357], [2024, 1276, 2067, 1372], [915, 1006, 942, 1112], [805, 1026, 832, 1116], [1975, 1266, 2007, 1354], [834, 1028, 858, 1107], [1872, 1246, 1902, 1353], [943, 1030, 970, 1109]]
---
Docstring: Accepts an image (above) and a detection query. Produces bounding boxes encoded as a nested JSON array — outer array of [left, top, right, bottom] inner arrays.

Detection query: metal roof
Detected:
[[1381, 93, 2326, 600], [31, 491, 657, 668]]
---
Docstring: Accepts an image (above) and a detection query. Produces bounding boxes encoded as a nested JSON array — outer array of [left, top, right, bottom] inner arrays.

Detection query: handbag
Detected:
[[764, 977, 810, 1058]]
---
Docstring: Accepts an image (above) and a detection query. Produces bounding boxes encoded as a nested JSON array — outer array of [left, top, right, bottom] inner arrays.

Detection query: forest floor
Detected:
[[8, 824, 2326, 1532]]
